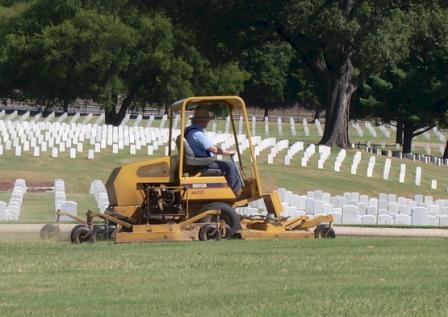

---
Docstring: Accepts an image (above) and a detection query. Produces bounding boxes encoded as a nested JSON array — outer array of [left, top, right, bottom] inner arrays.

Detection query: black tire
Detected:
[[199, 224, 220, 241], [314, 224, 336, 239], [91, 225, 108, 241], [199, 202, 240, 238], [70, 224, 87, 242], [71, 225, 93, 244], [40, 223, 61, 240], [199, 223, 231, 241], [105, 226, 116, 239]]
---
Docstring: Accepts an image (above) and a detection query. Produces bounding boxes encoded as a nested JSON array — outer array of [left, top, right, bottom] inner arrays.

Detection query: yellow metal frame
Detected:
[[172, 96, 262, 202], [115, 210, 223, 242]]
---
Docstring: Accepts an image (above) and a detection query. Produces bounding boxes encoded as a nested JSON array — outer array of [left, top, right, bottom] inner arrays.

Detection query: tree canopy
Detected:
[[0, 0, 446, 146], [0, 0, 248, 124], [357, 4, 448, 153]]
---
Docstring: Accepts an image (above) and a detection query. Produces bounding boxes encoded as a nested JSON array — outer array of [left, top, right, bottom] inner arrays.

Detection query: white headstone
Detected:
[[342, 205, 359, 224], [398, 163, 406, 183], [277, 117, 282, 136], [264, 117, 269, 136], [331, 210, 342, 224], [394, 214, 411, 225], [412, 207, 427, 225], [58, 201, 77, 222], [431, 180, 437, 190], [361, 215, 376, 224], [378, 214, 393, 225], [439, 215, 448, 226], [51, 147, 58, 158], [305, 198, 314, 214]]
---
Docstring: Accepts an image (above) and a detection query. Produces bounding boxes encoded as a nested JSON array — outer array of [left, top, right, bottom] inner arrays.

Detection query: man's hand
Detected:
[[208, 146, 236, 156]]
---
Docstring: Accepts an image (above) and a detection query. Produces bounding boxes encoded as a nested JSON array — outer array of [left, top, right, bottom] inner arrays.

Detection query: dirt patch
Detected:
[[0, 181, 14, 191], [0, 180, 54, 192]]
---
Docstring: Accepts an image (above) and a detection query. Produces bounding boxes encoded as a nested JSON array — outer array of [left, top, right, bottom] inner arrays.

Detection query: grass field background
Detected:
[[0, 140, 447, 222], [0, 237, 447, 317], [0, 116, 447, 222]]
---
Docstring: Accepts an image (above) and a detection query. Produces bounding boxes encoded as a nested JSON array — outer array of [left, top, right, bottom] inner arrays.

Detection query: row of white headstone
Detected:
[[2, 112, 446, 161], [53, 179, 78, 222], [0, 118, 171, 160], [237, 188, 448, 226], [0, 118, 445, 192], [1, 114, 446, 182], [269, 142, 443, 190], [0, 110, 104, 125], [0, 179, 27, 221], [89, 180, 109, 213], [3, 108, 448, 142]]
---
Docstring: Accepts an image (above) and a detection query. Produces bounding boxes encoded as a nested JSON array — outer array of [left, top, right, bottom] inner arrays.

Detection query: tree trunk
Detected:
[[402, 124, 414, 154], [395, 120, 403, 145], [313, 105, 321, 121], [104, 89, 137, 126], [105, 106, 119, 126], [443, 140, 448, 159], [319, 60, 353, 148], [263, 107, 269, 118]]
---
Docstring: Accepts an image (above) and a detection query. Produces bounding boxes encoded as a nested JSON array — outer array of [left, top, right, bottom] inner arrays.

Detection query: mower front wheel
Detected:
[[40, 223, 61, 241], [71, 225, 93, 244]]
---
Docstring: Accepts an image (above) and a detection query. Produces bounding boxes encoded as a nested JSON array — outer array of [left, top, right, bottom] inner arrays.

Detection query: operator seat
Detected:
[[176, 136, 223, 177]]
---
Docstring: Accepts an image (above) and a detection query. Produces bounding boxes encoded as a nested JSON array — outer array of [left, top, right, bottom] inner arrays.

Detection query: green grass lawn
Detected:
[[0, 238, 447, 317]]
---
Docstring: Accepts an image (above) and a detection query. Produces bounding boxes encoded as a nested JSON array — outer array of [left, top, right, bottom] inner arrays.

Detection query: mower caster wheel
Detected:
[[199, 202, 241, 238], [199, 224, 219, 241], [314, 224, 336, 239], [199, 224, 231, 241], [106, 226, 116, 239], [91, 225, 108, 241], [40, 223, 61, 241], [71, 225, 93, 244]]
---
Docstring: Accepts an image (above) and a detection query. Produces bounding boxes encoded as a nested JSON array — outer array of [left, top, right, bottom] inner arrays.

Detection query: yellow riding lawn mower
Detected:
[[41, 96, 335, 243]]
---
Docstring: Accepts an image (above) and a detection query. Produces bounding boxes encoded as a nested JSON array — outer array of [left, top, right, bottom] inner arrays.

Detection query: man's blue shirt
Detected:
[[185, 124, 214, 157]]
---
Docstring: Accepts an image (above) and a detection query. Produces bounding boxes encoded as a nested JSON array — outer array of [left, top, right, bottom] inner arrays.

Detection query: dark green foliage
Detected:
[[0, 0, 447, 133], [0, 0, 248, 124], [357, 4, 448, 153], [240, 42, 294, 113]]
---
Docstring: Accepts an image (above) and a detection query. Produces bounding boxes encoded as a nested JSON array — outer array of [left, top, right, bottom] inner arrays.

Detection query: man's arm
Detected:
[[207, 145, 236, 156]]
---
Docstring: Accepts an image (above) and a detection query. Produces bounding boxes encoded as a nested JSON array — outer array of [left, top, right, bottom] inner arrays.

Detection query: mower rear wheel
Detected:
[[199, 202, 240, 238], [71, 225, 93, 244], [314, 224, 336, 239], [40, 223, 61, 240]]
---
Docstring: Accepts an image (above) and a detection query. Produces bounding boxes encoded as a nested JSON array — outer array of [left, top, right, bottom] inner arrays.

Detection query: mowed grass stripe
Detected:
[[0, 238, 447, 316]]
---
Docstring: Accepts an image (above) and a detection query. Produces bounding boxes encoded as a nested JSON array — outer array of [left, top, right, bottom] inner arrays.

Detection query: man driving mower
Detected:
[[185, 108, 243, 197]]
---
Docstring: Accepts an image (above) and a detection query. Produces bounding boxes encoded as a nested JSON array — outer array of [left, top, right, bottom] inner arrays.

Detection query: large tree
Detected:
[[0, 0, 248, 125], [156, 0, 412, 147], [357, 5, 448, 153]]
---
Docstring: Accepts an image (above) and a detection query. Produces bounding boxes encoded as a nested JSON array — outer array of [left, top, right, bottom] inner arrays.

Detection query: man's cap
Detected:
[[191, 108, 214, 119]]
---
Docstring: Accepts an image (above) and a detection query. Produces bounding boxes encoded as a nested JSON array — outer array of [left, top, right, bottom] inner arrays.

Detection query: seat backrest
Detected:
[[176, 135, 213, 168]]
